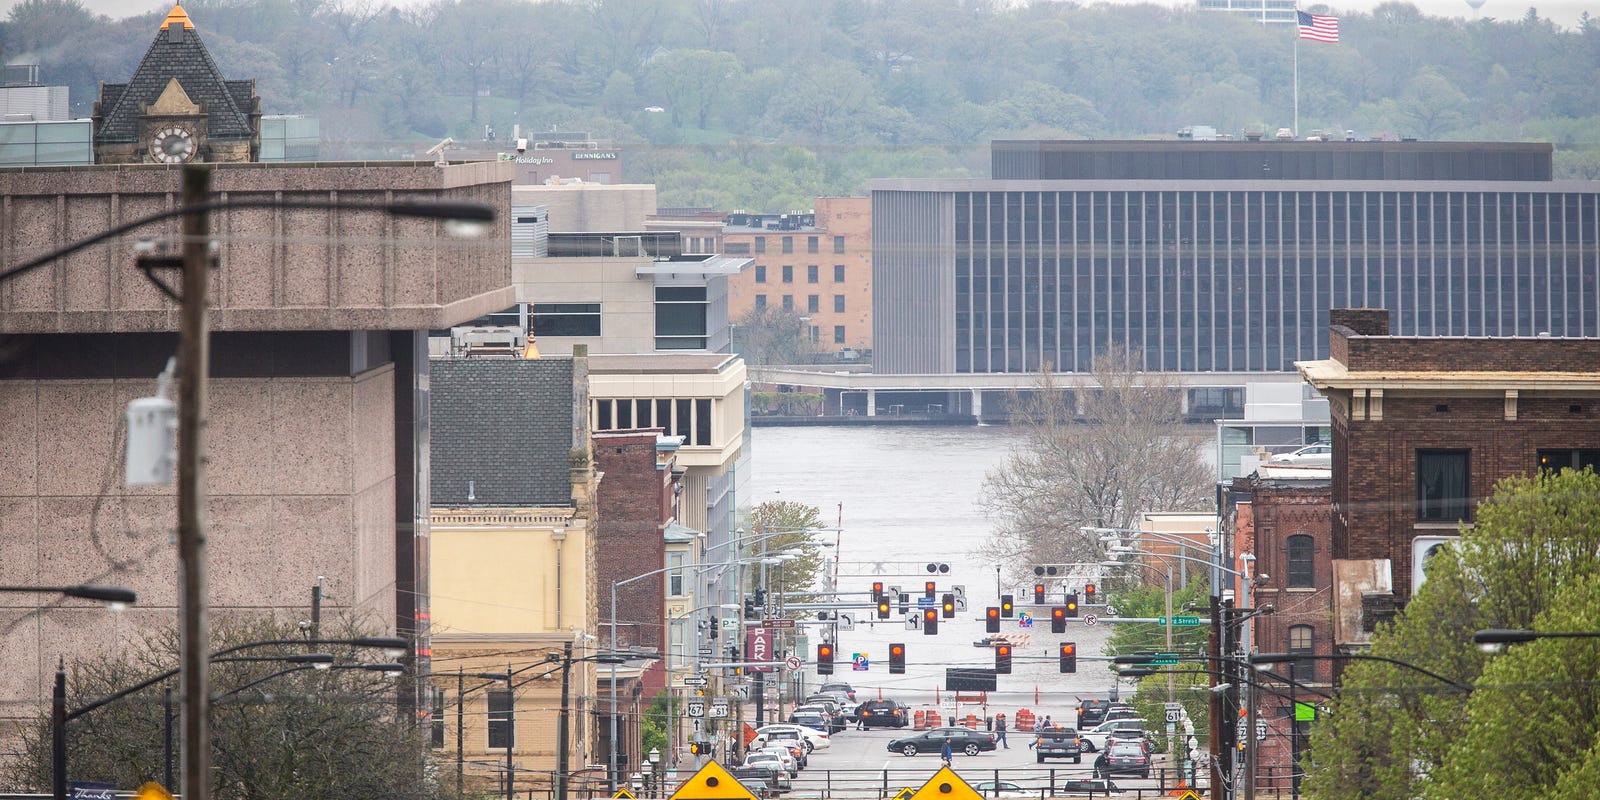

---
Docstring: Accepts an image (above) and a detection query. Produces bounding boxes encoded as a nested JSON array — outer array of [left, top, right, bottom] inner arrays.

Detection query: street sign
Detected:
[[668, 760, 759, 800], [721, 617, 739, 630], [688, 701, 706, 718], [1151, 653, 1180, 666], [917, 597, 936, 609], [1084, 613, 1098, 626], [1156, 616, 1204, 626], [731, 684, 751, 700], [1236, 720, 1268, 741], [892, 788, 915, 800], [746, 627, 775, 674], [904, 765, 984, 800], [852, 653, 870, 671], [1166, 710, 1182, 723], [613, 790, 636, 799], [684, 674, 709, 687], [710, 701, 730, 718], [785, 655, 803, 671], [1017, 612, 1033, 628], [764, 618, 796, 630]]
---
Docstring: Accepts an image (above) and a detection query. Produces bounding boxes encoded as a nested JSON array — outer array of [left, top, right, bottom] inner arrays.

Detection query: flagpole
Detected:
[[1293, 10, 1300, 138]]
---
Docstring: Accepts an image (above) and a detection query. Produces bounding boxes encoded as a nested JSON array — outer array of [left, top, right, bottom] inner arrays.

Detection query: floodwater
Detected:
[[749, 424, 1123, 718]]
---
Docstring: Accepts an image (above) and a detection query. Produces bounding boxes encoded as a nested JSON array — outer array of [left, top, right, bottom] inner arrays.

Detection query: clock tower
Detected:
[[92, 4, 260, 164]]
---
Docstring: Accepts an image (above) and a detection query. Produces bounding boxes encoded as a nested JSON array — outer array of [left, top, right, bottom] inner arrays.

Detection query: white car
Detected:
[[973, 780, 1036, 798], [746, 748, 797, 777], [1270, 442, 1332, 466], [756, 724, 831, 751]]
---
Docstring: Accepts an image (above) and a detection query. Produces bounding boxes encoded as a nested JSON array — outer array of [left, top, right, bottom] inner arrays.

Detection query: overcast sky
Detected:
[[6, 0, 1592, 35]]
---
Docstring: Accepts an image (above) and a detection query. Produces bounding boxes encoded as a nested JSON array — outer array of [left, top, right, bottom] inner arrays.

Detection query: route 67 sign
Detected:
[[688, 700, 706, 718]]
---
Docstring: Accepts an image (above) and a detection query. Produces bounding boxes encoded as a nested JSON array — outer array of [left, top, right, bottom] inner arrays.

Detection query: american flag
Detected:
[[1297, 11, 1339, 43]]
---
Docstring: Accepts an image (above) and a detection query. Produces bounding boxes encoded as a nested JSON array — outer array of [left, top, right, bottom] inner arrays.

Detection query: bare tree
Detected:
[[977, 347, 1213, 580], [732, 304, 824, 367]]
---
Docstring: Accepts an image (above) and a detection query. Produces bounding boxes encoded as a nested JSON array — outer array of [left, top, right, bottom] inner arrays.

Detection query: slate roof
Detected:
[[95, 6, 255, 143], [431, 358, 577, 507]]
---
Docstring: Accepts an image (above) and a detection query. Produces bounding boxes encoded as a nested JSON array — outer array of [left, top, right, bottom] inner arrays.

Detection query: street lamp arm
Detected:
[[0, 584, 138, 604], [1117, 667, 1332, 701], [1249, 652, 1468, 691], [64, 653, 334, 721], [0, 198, 495, 286], [208, 635, 408, 660]]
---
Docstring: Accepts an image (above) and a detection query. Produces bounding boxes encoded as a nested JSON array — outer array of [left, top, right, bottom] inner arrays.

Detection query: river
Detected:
[[749, 424, 1123, 717]]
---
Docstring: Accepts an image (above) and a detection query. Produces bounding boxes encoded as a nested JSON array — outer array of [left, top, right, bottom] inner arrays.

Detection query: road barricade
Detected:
[[925, 711, 942, 728], [913, 710, 926, 731]]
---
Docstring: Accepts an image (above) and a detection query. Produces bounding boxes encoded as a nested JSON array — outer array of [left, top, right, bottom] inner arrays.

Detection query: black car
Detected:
[[859, 699, 911, 728], [730, 764, 788, 796], [1033, 728, 1082, 763], [1077, 699, 1111, 728], [1058, 778, 1121, 796], [1101, 740, 1152, 779], [887, 727, 998, 757]]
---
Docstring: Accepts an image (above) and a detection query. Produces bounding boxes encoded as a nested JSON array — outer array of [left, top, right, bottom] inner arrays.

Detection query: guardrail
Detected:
[[778, 765, 1196, 799]]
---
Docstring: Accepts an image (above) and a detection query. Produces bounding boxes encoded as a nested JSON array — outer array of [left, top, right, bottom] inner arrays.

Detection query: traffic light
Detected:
[[690, 741, 708, 755], [895, 586, 908, 614], [1065, 593, 1080, 618], [1033, 583, 1046, 604], [995, 643, 1013, 674], [1084, 584, 1096, 605], [1051, 607, 1066, 633], [817, 643, 835, 675], [877, 598, 891, 619], [1060, 642, 1078, 673], [941, 593, 956, 619], [985, 606, 1000, 633], [1001, 594, 1015, 618], [925, 581, 937, 600], [872, 581, 885, 602], [889, 642, 906, 674], [923, 608, 939, 635]]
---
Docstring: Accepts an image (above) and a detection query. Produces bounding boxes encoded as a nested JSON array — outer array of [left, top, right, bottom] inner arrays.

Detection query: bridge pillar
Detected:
[[866, 388, 876, 417], [971, 388, 984, 419]]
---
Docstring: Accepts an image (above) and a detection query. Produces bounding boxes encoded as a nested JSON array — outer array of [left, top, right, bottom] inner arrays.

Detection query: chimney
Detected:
[[1329, 308, 1390, 336]]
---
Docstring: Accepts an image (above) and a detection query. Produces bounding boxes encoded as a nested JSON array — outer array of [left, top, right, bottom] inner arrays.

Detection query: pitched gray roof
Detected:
[[95, 14, 255, 143], [431, 358, 577, 507]]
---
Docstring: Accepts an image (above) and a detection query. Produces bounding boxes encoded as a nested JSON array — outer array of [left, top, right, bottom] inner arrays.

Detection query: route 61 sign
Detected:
[[710, 701, 730, 718]]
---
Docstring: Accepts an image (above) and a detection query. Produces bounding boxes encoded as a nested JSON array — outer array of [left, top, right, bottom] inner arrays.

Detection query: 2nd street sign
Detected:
[[1157, 616, 1204, 626]]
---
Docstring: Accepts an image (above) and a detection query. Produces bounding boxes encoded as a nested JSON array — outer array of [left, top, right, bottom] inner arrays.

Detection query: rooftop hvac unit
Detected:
[[450, 326, 527, 355]]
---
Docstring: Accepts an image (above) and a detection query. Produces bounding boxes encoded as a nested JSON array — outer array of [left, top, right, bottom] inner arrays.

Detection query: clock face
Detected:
[[149, 125, 197, 164]]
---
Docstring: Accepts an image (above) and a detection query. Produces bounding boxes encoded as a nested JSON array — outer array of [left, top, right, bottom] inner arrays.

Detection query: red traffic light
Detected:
[[985, 606, 1000, 633], [1060, 642, 1078, 673], [1051, 606, 1067, 633], [923, 608, 939, 635], [995, 643, 1013, 674], [872, 581, 885, 598], [1034, 584, 1046, 604]]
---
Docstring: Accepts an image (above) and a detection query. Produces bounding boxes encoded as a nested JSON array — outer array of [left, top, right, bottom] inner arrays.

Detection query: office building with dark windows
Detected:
[[870, 140, 1598, 379]]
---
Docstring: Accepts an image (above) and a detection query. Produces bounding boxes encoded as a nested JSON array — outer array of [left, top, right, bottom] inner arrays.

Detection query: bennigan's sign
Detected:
[[574, 151, 618, 159]]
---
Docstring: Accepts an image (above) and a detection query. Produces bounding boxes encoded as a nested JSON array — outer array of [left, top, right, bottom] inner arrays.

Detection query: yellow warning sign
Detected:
[[613, 790, 636, 800], [892, 788, 916, 800], [905, 765, 984, 800], [667, 759, 759, 800], [1169, 790, 1202, 800], [134, 783, 174, 800]]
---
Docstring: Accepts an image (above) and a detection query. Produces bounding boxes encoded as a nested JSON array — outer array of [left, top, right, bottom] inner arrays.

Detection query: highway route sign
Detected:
[[785, 655, 803, 671], [684, 674, 709, 686], [1166, 710, 1182, 723], [1236, 720, 1267, 741], [688, 700, 706, 718], [1084, 614, 1098, 626], [710, 701, 730, 718]]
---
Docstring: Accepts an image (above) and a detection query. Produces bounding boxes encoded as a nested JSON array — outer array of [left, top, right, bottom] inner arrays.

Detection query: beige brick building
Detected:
[[722, 198, 872, 354]]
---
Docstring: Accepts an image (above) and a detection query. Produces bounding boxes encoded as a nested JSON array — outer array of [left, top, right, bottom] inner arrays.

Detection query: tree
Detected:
[[732, 304, 824, 367], [1302, 467, 1600, 800], [743, 500, 828, 607], [3, 616, 429, 800], [977, 346, 1213, 581], [642, 49, 741, 129]]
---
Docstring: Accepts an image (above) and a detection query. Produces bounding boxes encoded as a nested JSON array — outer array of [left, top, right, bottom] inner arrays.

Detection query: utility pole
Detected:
[[557, 642, 573, 800], [457, 668, 465, 793], [310, 577, 324, 637], [177, 163, 213, 800]]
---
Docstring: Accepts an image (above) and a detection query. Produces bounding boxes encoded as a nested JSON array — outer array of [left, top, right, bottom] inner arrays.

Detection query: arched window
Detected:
[[1287, 535, 1315, 588], [1288, 624, 1316, 679]]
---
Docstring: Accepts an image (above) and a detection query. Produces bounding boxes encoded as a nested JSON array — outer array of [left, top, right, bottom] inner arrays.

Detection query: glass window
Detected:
[[782, 295, 793, 310], [834, 236, 845, 254], [695, 398, 712, 445], [755, 236, 765, 254], [834, 325, 845, 344], [1288, 625, 1315, 679], [755, 265, 766, 283], [667, 551, 688, 596], [807, 265, 819, 283], [782, 236, 793, 253], [430, 687, 446, 748], [1416, 450, 1470, 521], [755, 295, 767, 309], [834, 295, 845, 313], [834, 264, 846, 282], [531, 303, 601, 337], [1538, 448, 1600, 473], [1286, 535, 1314, 588], [808, 295, 820, 313], [656, 286, 708, 350], [782, 265, 794, 283], [487, 689, 513, 748], [807, 236, 819, 253]]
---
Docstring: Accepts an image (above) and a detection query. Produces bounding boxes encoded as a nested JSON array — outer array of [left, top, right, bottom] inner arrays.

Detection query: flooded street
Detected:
[[749, 424, 1123, 714]]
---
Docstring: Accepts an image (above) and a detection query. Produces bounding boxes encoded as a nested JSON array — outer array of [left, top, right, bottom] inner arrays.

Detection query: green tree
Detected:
[[743, 500, 828, 607], [1303, 468, 1600, 800], [642, 49, 742, 129]]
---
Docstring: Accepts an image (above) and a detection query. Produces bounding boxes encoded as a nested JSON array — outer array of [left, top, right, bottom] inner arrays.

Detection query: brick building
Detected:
[[722, 197, 873, 354], [1297, 308, 1600, 621]]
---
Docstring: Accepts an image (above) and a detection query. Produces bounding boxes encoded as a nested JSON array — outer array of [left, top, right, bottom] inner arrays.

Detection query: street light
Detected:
[[2, 167, 493, 800], [1473, 628, 1600, 652], [0, 584, 138, 609]]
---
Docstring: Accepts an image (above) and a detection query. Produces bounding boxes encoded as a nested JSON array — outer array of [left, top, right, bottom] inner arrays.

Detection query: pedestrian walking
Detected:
[[856, 702, 869, 730], [995, 714, 1009, 749], [1041, 714, 1052, 730], [940, 739, 954, 767]]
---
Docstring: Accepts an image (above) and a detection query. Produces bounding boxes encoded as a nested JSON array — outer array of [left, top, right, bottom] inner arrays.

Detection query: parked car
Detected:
[[819, 682, 857, 701], [1101, 740, 1152, 779], [1107, 727, 1155, 754], [1077, 699, 1111, 728], [793, 703, 845, 733], [745, 748, 797, 777], [1102, 706, 1141, 723], [731, 763, 790, 795], [859, 699, 912, 728], [1058, 778, 1122, 796], [1079, 719, 1146, 752], [789, 711, 831, 734], [972, 780, 1034, 798], [1032, 727, 1082, 764], [1270, 442, 1332, 466], [887, 727, 998, 757], [754, 724, 829, 751]]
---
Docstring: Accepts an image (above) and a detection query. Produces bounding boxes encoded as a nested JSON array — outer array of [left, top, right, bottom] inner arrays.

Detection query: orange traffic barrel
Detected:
[[926, 711, 942, 728], [913, 710, 927, 730]]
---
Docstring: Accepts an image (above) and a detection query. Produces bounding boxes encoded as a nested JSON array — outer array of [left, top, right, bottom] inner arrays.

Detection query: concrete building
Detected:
[[1196, 0, 1297, 25], [1297, 307, 1600, 622], [427, 356, 603, 794], [863, 139, 1599, 418], [436, 131, 626, 186], [0, 158, 514, 736], [722, 198, 874, 354]]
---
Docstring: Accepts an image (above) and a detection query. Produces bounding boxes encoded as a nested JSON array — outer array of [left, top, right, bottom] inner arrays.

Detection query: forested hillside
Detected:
[[4, 0, 1597, 209]]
